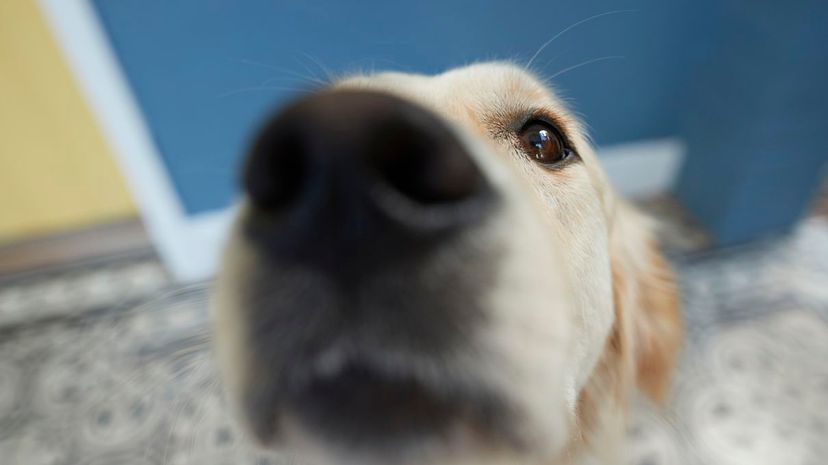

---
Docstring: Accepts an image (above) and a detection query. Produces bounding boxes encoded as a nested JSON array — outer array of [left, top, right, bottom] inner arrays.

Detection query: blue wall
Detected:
[[92, 0, 712, 215], [675, 0, 828, 245]]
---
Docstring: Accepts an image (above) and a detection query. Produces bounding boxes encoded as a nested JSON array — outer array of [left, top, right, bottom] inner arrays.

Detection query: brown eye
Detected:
[[518, 120, 573, 165]]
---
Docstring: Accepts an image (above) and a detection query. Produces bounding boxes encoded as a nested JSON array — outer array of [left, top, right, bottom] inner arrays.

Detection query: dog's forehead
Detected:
[[437, 62, 558, 113], [336, 62, 573, 131]]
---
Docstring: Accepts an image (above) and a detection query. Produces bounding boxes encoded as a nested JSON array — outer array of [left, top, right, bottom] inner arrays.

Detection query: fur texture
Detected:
[[212, 62, 682, 465]]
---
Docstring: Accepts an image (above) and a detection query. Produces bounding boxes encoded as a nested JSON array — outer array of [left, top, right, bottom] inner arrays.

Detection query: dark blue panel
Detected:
[[91, 0, 706, 214], [675, 0, 828, 245]]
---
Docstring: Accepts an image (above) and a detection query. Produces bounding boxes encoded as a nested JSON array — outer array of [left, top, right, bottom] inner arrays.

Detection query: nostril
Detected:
[[366, 119, 485, 206], [242, 90, 492, 230], [243, 128, 309, 211]]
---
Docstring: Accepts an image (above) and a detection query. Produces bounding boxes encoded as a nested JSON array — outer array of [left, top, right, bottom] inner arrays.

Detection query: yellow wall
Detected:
[[0, 0, 136, 244]]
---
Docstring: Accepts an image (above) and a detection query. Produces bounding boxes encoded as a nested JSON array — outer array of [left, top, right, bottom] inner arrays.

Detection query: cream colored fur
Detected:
[[213, 62, 681, 465]]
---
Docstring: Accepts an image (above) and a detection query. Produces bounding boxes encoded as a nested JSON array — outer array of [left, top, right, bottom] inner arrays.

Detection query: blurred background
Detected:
[[1, 1, 827, 464]]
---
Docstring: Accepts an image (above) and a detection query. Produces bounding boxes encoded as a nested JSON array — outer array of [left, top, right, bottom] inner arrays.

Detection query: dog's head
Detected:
[[213, 62, 681, 465]]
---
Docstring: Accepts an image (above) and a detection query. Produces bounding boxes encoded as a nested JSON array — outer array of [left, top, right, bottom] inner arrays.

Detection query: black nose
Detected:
[[243, 90, 494, 238]]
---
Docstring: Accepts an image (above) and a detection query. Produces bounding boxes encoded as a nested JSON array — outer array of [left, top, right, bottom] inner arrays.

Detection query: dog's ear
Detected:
[[609, 201, 682, 403]]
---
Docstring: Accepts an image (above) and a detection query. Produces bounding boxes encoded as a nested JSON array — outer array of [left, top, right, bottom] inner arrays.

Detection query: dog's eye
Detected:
[[518, 120, 573, 165]]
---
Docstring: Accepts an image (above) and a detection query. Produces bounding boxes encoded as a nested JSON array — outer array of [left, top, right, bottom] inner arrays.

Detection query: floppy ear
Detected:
[[609, 200, 683, 403]]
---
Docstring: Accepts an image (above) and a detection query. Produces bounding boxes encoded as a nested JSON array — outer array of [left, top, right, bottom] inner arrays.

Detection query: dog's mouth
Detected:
[[288, 361, 458, 443], [270, 350, 515, 452]]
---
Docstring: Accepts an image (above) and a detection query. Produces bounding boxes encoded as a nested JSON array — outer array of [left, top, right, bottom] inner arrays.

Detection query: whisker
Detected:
[[232, 58, 328, 86], [533, 49, 569, 77], [548, 55, 625, 81], [525, 9, 636, 70], [258, 75, 325, 88], [295, 58, 326, 85], [217, 85, 314, 99], [344, 56, 413, 74], [296, 51, 335, 84]]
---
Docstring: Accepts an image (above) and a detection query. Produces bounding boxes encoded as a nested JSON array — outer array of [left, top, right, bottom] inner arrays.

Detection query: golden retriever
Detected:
[[212, 62, 682, 465]]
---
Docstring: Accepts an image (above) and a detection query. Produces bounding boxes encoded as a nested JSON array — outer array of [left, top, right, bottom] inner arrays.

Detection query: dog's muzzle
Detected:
[[227, 90, 512, 450]]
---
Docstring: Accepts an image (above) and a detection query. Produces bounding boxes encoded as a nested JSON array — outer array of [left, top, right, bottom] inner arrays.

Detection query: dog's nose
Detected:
[[243, 90, 494, 238]]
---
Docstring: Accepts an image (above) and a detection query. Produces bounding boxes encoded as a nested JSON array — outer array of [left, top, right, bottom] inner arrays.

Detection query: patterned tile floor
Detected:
[[0, 251, 169, 328], [1, 215, 827, 465]]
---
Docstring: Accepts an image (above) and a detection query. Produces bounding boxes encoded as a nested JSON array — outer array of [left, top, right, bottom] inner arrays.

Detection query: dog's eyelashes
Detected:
[[518, 120, 573, 166]]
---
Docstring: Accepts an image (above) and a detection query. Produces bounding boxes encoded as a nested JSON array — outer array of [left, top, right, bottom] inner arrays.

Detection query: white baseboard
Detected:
[[40, 0, 683, 282], [598, 138, 685, 199]]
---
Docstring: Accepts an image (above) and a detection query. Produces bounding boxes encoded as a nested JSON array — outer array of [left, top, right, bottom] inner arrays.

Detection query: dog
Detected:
[[212, 62, 682, 465]]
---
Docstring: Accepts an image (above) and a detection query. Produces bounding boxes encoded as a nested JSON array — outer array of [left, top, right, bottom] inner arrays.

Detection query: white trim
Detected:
[[39, 0, 683, 282], [38, 0, 232, 282], [598, 138, 684, 198]]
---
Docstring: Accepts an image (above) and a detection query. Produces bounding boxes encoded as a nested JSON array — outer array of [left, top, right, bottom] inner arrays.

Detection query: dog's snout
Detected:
[[361, 101, 484, 207], [243, 90, 492, 233]]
